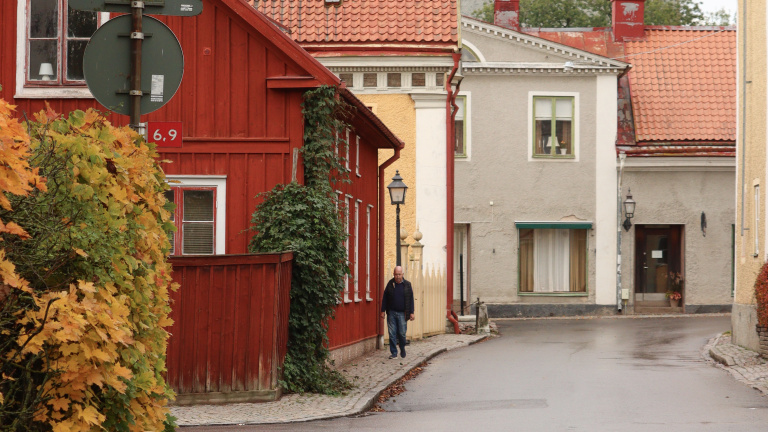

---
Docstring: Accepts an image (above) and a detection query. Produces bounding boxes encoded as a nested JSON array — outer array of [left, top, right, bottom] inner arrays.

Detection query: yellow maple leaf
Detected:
[[47, 397, 69, 412], [77, 405, 105, 426]]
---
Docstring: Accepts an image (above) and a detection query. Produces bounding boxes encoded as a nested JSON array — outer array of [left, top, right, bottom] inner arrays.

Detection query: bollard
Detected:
[[475, 297, 490, 335]]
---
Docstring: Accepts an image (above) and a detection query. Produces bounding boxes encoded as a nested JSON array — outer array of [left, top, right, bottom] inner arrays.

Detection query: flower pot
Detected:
[[669, 299, 680, 308]]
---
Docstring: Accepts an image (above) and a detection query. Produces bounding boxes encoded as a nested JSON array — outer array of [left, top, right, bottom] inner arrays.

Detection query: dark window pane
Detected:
[[182, 223, 214, 254], [387, 73, 401, 87], [164, 190, 175, 221], [67, 40, 87, 80], [67, 7, 98, 37], [454, 120, 464, 155], [183, 190, 214, 221], [412, 73, 425, 86], [29, 40, 57, 81], [363, 73, 377, 87], [339, 73, 353, 84], [436, 73, 444, 87], [30, 0, 58, 38]]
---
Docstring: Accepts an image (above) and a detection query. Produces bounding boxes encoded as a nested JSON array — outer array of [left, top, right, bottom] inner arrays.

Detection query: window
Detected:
[[454, 95, 467, 157], [533, 96, 574, 158], [355, 135, 360, 177], [518, 225, 589, 293], [26, 0, 99, 84], [344, 194, 352, 303], [354, 199, 361, 302], [755, 184, 760, 257], [165, 176, 226, 256], [366, 204, 373, 301]]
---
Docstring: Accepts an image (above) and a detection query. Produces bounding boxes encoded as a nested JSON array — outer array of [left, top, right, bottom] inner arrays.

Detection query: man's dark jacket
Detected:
[[381, 278, 415, 316]]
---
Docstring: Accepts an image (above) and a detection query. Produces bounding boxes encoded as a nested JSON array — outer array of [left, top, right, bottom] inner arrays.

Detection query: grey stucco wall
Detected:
[[619, 169, 736, 306], [456, 71, 600, 304]]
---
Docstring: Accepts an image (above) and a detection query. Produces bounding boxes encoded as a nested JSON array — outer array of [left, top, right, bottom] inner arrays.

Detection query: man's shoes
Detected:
[[400, 348, 406, 358], [388, 354, 397, 359]]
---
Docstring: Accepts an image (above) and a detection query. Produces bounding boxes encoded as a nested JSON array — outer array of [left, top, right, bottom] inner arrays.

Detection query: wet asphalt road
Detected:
[[185, 315, 768, 431]]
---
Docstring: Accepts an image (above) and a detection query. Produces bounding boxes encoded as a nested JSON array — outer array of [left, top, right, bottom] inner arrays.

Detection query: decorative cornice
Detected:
[[328, 66, 450, 73], [463, 62, 625, 75], [461, 17, 629, 70]]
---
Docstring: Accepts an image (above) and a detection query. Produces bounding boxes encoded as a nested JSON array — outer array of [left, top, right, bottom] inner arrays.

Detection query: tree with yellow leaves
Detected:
[[0, 98, 177, 431]]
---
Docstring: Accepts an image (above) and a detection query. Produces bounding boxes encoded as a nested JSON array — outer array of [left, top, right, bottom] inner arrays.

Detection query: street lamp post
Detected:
[[387, 171, 408, 266]]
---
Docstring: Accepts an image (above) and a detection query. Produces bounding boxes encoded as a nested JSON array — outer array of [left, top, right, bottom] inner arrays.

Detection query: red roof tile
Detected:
[[251, 0, 457, 50], [623, 28, 736, 143]]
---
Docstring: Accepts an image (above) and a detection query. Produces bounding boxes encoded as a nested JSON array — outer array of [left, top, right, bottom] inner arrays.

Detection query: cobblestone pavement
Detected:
[[172, 333, 488, 427], [705, 333, 768, 396]]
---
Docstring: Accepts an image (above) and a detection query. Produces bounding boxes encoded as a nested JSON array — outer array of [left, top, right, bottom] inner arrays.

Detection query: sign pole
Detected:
[[130, 1, 144, 130]]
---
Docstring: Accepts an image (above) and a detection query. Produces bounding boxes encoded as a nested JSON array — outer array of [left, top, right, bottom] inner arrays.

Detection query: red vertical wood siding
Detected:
[[166, 253, 292, 396], [326, 133, 381, 350]]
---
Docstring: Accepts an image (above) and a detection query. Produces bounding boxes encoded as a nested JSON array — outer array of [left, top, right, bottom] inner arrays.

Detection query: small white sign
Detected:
[[151, 75, 164, 102], [652, 250, 663, 259], [181, 4, 193, 11]]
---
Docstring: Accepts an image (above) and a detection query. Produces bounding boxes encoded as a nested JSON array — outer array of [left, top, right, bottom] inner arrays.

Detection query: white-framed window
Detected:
[[16, 0, 107, 98], [344, 194, 352, 303], [528, 92, 579, 161], [164, 176, 227, 256], [366, 204, 373, 301], [355, 135, 361, 177], [517, 223, 590, 294], [755, 184, 760, 257], [345, 130, 351, 172], [454, 93, 471, 159], [354, 199, 361, 302]]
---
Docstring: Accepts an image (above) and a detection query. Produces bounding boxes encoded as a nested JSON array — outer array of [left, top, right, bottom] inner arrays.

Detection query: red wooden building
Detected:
[[2, 0, 403, 401]]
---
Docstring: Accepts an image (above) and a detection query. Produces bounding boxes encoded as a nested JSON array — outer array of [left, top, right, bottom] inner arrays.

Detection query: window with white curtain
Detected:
[[519, 228, 587, 293], [533, 96, 574, 158]]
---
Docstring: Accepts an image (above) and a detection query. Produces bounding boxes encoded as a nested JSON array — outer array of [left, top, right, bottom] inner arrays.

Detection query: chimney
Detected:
[[494, 0, 520, 31], [611, 0, 646, 41]]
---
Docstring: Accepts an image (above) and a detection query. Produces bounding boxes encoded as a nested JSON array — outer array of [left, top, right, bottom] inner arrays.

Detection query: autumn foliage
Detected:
[[755, 261, 768, 328], [0, 99, 176, 431]]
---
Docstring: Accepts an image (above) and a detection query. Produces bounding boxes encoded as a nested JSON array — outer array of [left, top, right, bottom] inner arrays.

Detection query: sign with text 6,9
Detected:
[[148, 121, 182, 148]]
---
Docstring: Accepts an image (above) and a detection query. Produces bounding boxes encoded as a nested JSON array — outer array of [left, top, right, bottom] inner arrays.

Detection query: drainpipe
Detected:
[[740, 0, 747, 237], [378, 147, 401, 347], [446, 52, 461, 333], [617, 153, 626, 312]]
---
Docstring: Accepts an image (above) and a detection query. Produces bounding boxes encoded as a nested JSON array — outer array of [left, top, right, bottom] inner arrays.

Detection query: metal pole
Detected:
[[130, 1, 144, 130], [459, 253, 464, 315], [396, 204, 401, 266]]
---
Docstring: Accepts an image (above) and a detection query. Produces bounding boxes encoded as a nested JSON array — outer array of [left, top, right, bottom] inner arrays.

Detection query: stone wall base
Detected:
[[757, 325, 768, 359], [732, 303, 760, 353], [488, 304, 617, 318], [328, 337, 378, 367]]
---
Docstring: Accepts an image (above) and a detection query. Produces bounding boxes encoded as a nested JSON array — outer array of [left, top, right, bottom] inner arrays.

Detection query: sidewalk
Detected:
[[172, 333, 488, 427], [706, 333, 768, 395]]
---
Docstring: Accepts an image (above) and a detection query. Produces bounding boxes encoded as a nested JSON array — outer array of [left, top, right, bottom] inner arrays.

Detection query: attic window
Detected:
[[387, 73, 401, 87], [325, 0, 342, 5], [339, 73, 353, 85], [412, 73, 426, 87], [436, 73, 444, 87], [363, 73, 377, 88]]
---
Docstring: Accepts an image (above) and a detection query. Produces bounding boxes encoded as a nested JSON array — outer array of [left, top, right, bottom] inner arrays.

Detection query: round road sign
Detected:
[[84, 15, 184, 116]]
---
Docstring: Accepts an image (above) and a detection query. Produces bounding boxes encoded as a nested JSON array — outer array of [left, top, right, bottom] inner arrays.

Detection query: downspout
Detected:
[[446, 51, 461, 334], [378, 147, 401, 346], [740, 0, 747, 237], [617, 153, 626, 312]]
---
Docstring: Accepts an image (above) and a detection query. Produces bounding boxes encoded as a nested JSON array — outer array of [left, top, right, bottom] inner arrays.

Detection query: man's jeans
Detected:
[[387, 311, 407, 356]]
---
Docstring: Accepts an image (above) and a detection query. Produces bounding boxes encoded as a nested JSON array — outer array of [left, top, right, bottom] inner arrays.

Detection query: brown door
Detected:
[[635, 225, 682, 298]]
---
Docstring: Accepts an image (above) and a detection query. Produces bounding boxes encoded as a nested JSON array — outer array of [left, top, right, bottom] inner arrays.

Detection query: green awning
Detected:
[[515, 222, 593, 229]]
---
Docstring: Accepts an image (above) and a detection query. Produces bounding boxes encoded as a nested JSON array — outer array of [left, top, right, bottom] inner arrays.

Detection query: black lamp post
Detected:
[[623, 189, 636, 232], [387, 170, 408, 266]]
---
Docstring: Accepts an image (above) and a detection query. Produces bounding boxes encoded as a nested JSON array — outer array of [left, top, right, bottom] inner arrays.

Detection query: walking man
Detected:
[[380, 266, 415, 359]]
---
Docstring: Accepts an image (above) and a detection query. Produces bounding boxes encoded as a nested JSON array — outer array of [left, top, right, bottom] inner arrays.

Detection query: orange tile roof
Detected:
[[252, 0, 458, 50], [622, 28, 736, 143]]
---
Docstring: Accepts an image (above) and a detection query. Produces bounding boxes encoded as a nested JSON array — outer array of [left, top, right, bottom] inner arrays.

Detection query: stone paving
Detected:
[[172, 333, 488, 426], [706, 333, 768, 396]]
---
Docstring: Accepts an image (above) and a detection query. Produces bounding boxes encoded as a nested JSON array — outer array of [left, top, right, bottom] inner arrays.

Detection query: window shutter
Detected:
[[182, 190, 215, 254]]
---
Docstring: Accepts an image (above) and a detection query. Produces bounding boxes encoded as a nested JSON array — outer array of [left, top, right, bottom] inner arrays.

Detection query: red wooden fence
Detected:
[[166, 252, 293, 404]]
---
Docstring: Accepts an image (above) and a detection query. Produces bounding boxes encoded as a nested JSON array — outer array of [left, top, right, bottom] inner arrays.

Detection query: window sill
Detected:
[[366, 296, 373, 302], [343, 298, 353, 304], [517, 292, 588, 297], [354, 297, 362, 303], [15, 86, 94, 99]]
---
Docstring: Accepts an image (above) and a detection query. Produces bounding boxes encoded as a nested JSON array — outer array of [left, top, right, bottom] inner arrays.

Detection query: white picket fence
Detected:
[[384, 261, 447, 342]]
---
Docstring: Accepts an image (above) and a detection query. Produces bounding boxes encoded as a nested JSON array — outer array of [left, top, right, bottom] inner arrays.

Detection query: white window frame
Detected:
[[15, 0, 109, 99], [344, 194, 352, 303], [454, 92, 472, 160], [165, 176, 227, 255], [345, 130, 351, 172], [755, 184, 760, 257], [366, 204, 373, 301], [354, 199, 361, 302], [355, 135, 361, 177], [527, 91, 580, 162]]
